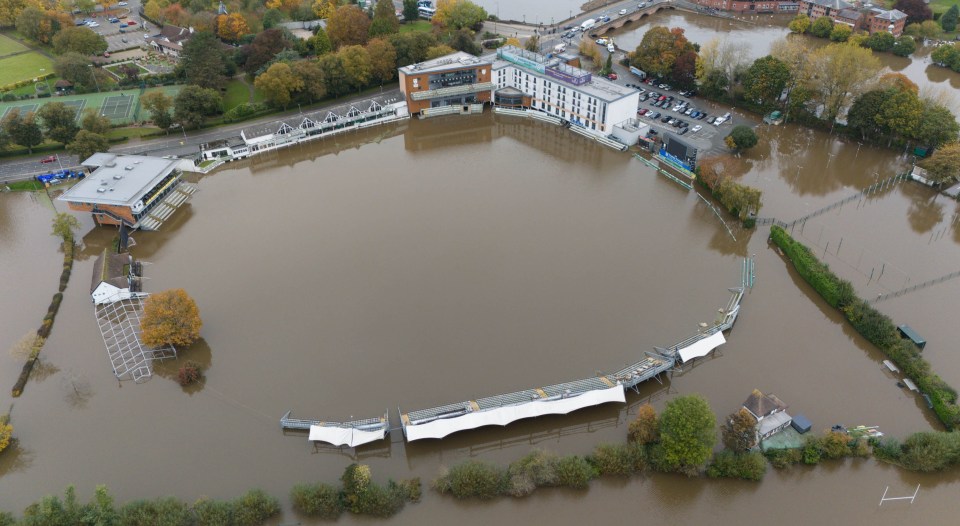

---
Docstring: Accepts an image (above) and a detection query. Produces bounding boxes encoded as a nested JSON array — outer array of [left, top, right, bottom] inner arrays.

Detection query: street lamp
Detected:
[[87, 64, 101, 93]]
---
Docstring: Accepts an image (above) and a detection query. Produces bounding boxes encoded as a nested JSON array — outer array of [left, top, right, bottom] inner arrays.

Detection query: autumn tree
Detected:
[[144, 0, 161, 21], [51, 212, 81, 242], [1, 109, 43, 154], [141, 91, 174, 131], [338, 44, 372, 91], [578, 39, 602, 69], [317, 53, 349, 97], [312, 0, 338, 19], [37, 102, 79, 145], [0, 413, 12, 455], [290, 59, 327, 103], [52, 26, 107, 56], [0, 0, 33, 28], [657, 394, 716, 475], [894, 0, 932, 25], [742, 55, 790, 109], [788, 14, 810, 34], [425, 44, 456, 60], [628, 403, 659, 445], [919, 142, 960, 183], [369, 0, 399, 37], [216, 12, 249, 42], [161, 3, 191, 26], [241, 29, 297, 75], [630, 26, 695, 79], [80, 109, 110, 135], [670, 50, 698, 91], [366, 38, 397, 84], [54, 52, 95, 88], [140, 289, 202, 348], [434, 0, 487, 31], [770, 37, 814, 119], [721, 408, 758, 453], [327, 4, 371, 48], [829, 24, 852, 42], [807, 42, 881, 124], [255, 62, 304, 108], [696, 37, 750, 98], [67, 130, 109, 163], [389, 31, 439, 67], [524, 34, 539, 52], [448, 28, 481, 55]]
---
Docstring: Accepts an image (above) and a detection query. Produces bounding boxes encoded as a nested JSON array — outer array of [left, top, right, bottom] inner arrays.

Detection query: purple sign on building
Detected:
[[546, 66, 591, 86]]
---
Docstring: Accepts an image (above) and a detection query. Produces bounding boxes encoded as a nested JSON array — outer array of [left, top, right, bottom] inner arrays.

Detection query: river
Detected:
[[1, 109, 959, 523]]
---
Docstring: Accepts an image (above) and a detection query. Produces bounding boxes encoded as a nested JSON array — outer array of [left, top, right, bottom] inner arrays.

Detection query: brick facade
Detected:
[[399, 65, 492, 115]]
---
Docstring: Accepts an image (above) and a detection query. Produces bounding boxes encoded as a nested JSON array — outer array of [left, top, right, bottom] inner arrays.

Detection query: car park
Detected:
[[713, 117, 725, 126], [638, 108, 648, 115], [691, 125, 702, 132], [684, 108, 694, 116], [707, 116, 716, 124], [679, 128, 689, 135], [660, 115, 671, 123], [696, 113, 706, 120], [649, 111, 661, 119]]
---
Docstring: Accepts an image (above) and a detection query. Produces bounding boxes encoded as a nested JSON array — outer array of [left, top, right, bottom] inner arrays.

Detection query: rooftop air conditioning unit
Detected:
[[113, 175, 123, 180], [97, 187, 106, 193], [125, 165, 134, 170]]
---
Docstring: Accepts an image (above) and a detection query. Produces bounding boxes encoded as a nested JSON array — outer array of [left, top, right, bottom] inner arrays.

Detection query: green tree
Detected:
[[742, 55, 790, 108], [915, 100, 960, 148], [919, 19, 943, 40], [657, 394, 716, 475], [829, 24, 852, 42], [262, 7, 284, 29], [788, 14, 810, 34], [892, 35, 917, 57], [37, 102, 79, 145], [317, 53, 350, 96], [524, 34, 540, 52], [389, 31, 438, 67], [67, 130, 109, 163], [2, 109, 43, 153], [327, 4, 371, 48], [177, 32, 229, 90], [52, 26, 108, 55], [83, 485, 119, 526], [809, 16, 834, 38], [600, 52, 613, 76], [173, 85, 223, 129], [864, 31, 895, 52], [630, 26, 695, 79], [291, 59, 328, 103], [80, 108, 111, 135], [51, 212, 80, 241], [628, 403, 659, 445], [338, 44, 373, 91], [725, 125, 759, 151], [15, 6, 44, 42], [140, 288, 203, 347], [448, 28, 481, 55], [53, 52, 95, 88], [140, 91, 174, 131], [721, 408, 758, 453], [402, 0, 419, 22], [847, 89, 890, 140], [919, 142, 960, 183], [942, 4, 959, 32], [875, 88, 923, 145], [255, 62, 305, 108], [931, 42, 960, 71], [369, 0, 400, 37], [307, 26, 333, 55]]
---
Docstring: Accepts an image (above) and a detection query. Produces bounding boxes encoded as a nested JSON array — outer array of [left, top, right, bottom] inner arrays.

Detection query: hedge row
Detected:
[[770, 226, 960, 429], [0, 73, 54, 94], [763, 430, 869, 468], [291, 463, 420, 519], [872, 431, 960, 472]]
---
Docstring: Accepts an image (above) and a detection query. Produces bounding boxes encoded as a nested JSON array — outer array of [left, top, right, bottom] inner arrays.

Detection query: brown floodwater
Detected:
[[1, 112, 959, 524]]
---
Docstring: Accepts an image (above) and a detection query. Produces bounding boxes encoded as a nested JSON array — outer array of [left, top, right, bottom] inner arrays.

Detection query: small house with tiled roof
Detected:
[[90, 249, 139, 304], [742, 389, 793, 441]]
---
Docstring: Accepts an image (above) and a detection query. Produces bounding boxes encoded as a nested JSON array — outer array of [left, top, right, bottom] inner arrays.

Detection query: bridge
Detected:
[[588, 3, 678, 38]]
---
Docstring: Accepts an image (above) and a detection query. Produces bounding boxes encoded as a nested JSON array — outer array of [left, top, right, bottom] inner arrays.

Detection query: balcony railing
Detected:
[[410, 82, 495, 101]]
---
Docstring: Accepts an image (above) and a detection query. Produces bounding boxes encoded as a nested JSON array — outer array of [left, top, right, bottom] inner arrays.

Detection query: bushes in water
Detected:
[[553, 455, 597, 489], [764, 447, 803, 469], [192, 498, 235, 525], [291, 464, 419, 519], [762, 430, 869, 469], [589, 442, 647, 477], [873, 431, 960, 472], [177, 361, 204, 386], [231, 489, 280, 526], [290, 483, 343, 519], [770, 226, 960, 429], [119, 497, 192, 525], [506, 450, 559, 496], [433, 459, 506, 500], [706, 451, 767, 480]]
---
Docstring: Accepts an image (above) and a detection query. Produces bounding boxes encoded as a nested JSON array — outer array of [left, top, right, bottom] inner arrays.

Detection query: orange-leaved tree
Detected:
[[140, 289, 202, 347]]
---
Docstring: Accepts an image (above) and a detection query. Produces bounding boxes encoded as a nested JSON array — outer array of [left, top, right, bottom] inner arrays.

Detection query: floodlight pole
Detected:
[[88, 64, 101, 93]]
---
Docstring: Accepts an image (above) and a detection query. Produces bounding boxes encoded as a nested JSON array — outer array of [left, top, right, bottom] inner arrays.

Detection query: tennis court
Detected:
[[63, 99, 86, 118], [1, 103, 37, 120], [100, 94, 134, 122]]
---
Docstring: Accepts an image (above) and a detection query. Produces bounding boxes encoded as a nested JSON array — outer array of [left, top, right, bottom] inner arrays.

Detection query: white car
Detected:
[[713, 117, 725, 126], [118, 1, 128, 5], [619, 9, 627, 15], [691, 125, 702, 133], [595, 38, 607, 45], [607, 43, 615, 53]]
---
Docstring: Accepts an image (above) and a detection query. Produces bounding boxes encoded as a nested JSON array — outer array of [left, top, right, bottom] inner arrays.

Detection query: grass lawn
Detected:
[[105, 63, 151, 78], [0, 52, 54, 86], [929, 0, 957, 15], [223, 79, 250, 110], [0, 34, 28, 57], [105, 126, 159, 139], [5, 180, 43, 191], [400, 20, 433, 33]]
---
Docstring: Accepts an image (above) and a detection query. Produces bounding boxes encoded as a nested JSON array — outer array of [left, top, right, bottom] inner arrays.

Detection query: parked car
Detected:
[[607, 72, 618, 80], [563, 24, 575, 30], [707, 116, 716, 124], [660, 115, 671, 123], [696, 113, 707, 120], [595, 38, 608, 45], [619, 9, 627, 15], [692, 125, 702, 132], [103, 51, 110, 58], [713, 117, 726, 126], [39, 156, 56, 164], [638, 108, 648, 115], [679, 121, 689, 128], [109, 17, 120, 23], [679, 128, 689, 135], [118, 1, 129, 5], [127, 20, 138, 25], [649, 111, 661, 119], [121, 37, 128, 42], [88, 21, 99, 27], [684, 108, 694, 116]]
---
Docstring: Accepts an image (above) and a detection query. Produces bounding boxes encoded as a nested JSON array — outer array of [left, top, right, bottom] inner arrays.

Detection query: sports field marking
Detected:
[[61, 99, 87, 120], [1, 103, 38, 120], [100, 94, 133, 120]]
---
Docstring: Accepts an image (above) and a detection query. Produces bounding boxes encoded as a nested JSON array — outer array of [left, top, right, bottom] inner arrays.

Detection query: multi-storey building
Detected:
[[863, 8, 907, 36], [800, 0, 854, 19], [58, 153, 197, 231], [398, 51, 495, 116], [694, 0, 799, 13]]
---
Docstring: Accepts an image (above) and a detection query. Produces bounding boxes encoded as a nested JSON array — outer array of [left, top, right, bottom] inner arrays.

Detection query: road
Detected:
[[0, 88, 404, 185]]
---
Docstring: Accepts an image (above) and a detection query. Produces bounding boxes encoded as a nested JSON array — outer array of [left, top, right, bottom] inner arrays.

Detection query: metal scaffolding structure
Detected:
[[94, 292, 176, 383]]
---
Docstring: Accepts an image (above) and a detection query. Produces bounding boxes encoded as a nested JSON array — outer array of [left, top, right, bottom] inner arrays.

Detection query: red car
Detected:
[[127, 20, 137, 26], [39, 156, 56, 164], [607, 72, 618, 80]]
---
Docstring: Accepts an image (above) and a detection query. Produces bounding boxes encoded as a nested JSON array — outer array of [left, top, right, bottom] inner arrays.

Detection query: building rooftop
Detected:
[[870, 8, 907, 21], [483, 47, 635, 103], [836, 8, 862, 20], [806, 0, 853, 10], [742, 389, 788, 420], [91, 249, 131, 294], [59, 154, 180, 207], [399, 51, 491, 75], [758, 411, 793, 437], [239, 93, 402, 141]]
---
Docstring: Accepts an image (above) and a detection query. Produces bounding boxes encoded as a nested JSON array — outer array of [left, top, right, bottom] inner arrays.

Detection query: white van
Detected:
[[581, 18, 596, 31]]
